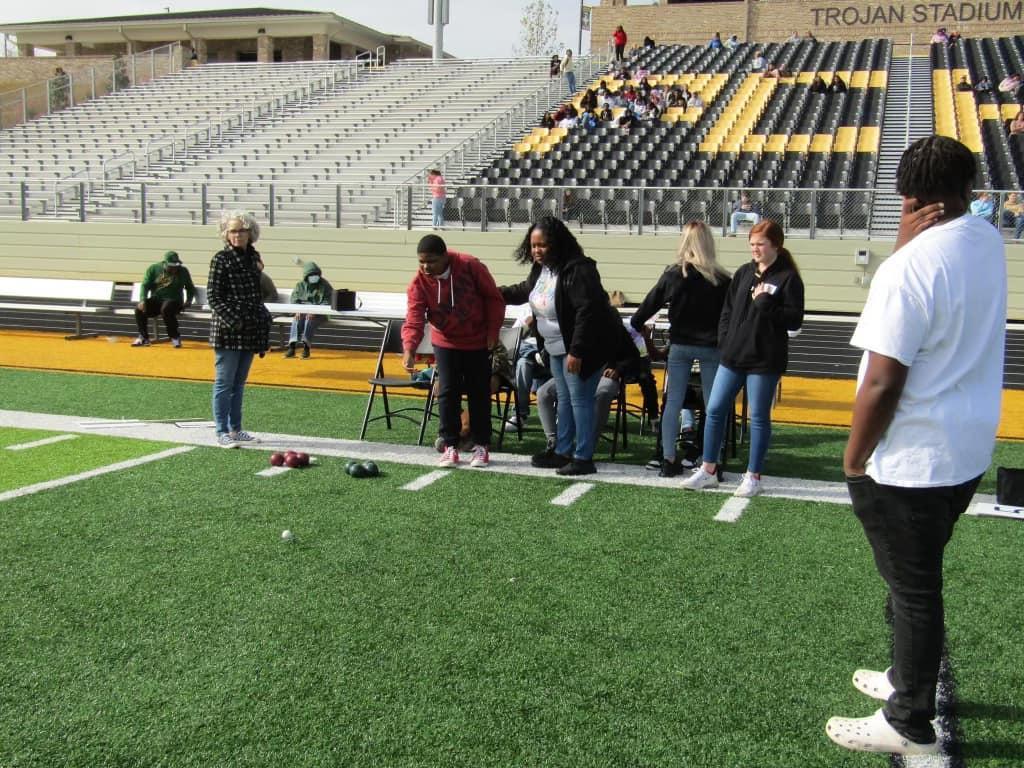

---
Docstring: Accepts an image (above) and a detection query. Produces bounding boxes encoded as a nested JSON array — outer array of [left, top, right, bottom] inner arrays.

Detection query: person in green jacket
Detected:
[[132, 250, 196, 348], [284, 261, 333, 359]]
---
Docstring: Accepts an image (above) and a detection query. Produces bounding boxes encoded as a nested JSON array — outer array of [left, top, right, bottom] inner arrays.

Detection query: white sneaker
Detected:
[[217, 433, 237, 449], [733, 472, 762, 497], [681, 466, 719, 490], [469, 445, 490, 468], [438, 446, 459, 467], [230, 430, 259, 444], [171, 337, 182, 348]]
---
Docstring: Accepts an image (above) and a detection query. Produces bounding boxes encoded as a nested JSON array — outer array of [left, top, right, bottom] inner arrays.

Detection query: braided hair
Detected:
[[895, 135, 976, 205]]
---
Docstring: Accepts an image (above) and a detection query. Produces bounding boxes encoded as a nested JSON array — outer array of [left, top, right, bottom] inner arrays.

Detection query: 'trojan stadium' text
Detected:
[[811, 2, 1023, 27]]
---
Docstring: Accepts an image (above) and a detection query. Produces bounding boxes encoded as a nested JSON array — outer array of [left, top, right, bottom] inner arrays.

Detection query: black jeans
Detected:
[[433, 346, 491, 448], [135, 298, 183, 339], [847, 473, 981, 743]]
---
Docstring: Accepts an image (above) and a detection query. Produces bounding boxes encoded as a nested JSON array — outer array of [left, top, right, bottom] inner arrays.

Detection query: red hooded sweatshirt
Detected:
[[402, 250, 505, 352]]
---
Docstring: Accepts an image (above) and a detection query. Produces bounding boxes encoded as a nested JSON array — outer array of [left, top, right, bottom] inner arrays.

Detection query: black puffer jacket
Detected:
[[501, 256, 624, 379]]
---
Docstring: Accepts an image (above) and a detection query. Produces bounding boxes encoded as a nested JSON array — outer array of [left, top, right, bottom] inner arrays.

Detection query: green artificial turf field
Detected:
[[1, 368, 1022, 767]]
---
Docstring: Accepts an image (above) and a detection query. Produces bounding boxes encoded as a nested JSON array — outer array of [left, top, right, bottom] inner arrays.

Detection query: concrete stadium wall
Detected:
[[1, 221, 1022, 319], [592, 0, 1024, 49]]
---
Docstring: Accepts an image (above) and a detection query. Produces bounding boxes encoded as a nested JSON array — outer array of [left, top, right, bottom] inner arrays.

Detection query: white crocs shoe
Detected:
[[852, 668, 895, 701], [681, 466, 719, 490], [825, 708, 939, 756]]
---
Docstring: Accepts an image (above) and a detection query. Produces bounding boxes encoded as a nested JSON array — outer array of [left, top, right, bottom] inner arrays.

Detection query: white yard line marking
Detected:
[[257, 466, 291, 477], [0, 446, 195, 503], [402, 470, 450, 491], [551, 482, 594, 507], [714, 496, 749, 522], [5, 434, 77, 451]]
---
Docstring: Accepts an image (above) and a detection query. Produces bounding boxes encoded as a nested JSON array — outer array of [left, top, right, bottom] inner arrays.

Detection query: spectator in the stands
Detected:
[[829, 74, 848, 93], [631, 98, 648, 119], [540, 111, 556, 129], [725, 34, 740, 50], [598, 104, 613, 122], [666, 87, 685, 107], [999, 72, 1022, 99], [970, 191, 995, 221], [284, 262, 332, 359], [750, 50, 766, 72], [955, 75, 973, 92], [764, 64, 790, 79], [558, 110, 578, 129], [618, 108, 638, 132], [561, 49, 576, 95], [132, 250, 196, 348], [643, 35, 656, 49], [427, 168, 446, 229], [549, 54, 561, 78], [947, 30, 961, 46], [729, 193, 762, 235], [688, 92, 705, 110], [787, 31, 800, 43], [623, 84, 637, 103], [930, 27, 948, 44], [975, 76, 992, 93], [1009, 108, 1024, 134], [580, 109, 599, 131], [810, 75, 828, 94], [597, 80, 610, 98], [708, 32, 722, 50], [580, 88, 598, 112], [613, 25, 628, 62], [805, 30, 817, 42], [1001, 191, 1024, 231]]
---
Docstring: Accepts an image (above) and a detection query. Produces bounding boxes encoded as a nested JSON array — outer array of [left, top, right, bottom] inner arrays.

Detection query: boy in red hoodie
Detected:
[[402, 235, 505, 468]]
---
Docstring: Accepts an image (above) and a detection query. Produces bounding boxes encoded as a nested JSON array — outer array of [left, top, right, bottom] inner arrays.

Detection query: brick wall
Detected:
[[0, 57, 110, 93], [593, 1, 1024, 50]]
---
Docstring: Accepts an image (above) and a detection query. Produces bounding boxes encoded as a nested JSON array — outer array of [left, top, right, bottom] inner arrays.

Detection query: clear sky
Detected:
[[0, 0, 654, 59]]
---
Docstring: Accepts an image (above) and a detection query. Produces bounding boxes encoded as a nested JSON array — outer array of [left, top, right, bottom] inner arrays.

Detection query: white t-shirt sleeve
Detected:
[[850, 259, 930, 367]]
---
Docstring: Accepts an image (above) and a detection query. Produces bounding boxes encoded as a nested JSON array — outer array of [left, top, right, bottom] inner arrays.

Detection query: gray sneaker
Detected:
[[230, 430, 259, 444], [217, 433, 238, 449]]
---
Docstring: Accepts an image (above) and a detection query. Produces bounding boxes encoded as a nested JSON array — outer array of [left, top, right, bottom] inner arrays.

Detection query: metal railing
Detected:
[[0, 42, 183, 131]]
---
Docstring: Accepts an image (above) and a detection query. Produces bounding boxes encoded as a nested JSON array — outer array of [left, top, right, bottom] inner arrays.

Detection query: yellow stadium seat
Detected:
[[810, 134, 833, 152], [834, 127, 858, 153], [850, 71, 870, 88], [857, 127, 880, 152], [869, 71, 887, 88], [787, 135, 811, 152]]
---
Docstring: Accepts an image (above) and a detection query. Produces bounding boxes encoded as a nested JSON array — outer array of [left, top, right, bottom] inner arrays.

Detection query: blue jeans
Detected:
[[1014, 213, 1024, 239], [431, 197, 445, 227], [662, 343, 720, 462], [289, 314, 322, 345], [702, 364, 780, 474], [213, 348, 255, 434], [514, 338, 545, 418], [549, 353, 602, 460], [565, 71, 576, 95]]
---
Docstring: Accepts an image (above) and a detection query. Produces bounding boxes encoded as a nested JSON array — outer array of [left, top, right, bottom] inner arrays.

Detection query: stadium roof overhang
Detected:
[[0, 8, 423, 52]]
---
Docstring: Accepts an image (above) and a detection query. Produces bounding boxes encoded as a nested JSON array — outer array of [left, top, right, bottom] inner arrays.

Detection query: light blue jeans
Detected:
[[549, 353, 603, 461], [662, 343, 720, 462], [565, 71, 576, 95], [213, 348, 255, 434], [289, 314, 322, 345], [431, 197, 445, 227], [701, 364, 780, 474]]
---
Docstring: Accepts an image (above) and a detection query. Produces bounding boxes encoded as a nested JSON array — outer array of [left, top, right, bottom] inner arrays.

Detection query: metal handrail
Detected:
[[101, 151, 137, 188], [52, 168, 91, 214]]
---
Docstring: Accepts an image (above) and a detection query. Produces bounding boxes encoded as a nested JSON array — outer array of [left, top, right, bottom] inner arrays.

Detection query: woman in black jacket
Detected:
[[682, 219, 804, 497], [501, 216, 624, 476], [631, 221, 731, 477]]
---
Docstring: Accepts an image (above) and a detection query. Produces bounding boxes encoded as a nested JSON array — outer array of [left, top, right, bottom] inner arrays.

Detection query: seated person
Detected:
[[688, 92, 704, 109], [643, 36, 656, 49], [599, 104, 614, 122], [969, 191, 995, 221], [1009, 108, 1024, 134], [1002, 191, 1024, 230], [829, 74, 847, 93], [580, 88, 598, 111], [540, 112, 556, 129], [618, 109, 638, 131], [579, 109, 599, 131], [999, 73, 1022, 95], [132, 250, 196, 348], [931, 27, 948, 44], [284, 261, 333, 359], [750, 50, 766, 72], [725, 34, 739, 50], [975, 76, 992, 93], [257, 258, 278, 302], [955, 75, 973, 92], [809, 75, 828, 94], [729, 193, 762, 234], [708, 32, 722, 50]]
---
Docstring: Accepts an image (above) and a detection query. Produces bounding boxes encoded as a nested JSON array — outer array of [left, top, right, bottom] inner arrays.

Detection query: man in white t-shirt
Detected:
[[826, 136, 1007, 756]]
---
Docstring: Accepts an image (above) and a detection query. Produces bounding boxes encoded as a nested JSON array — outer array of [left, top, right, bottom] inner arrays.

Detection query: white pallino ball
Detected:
[[281, 530, 294, 542]]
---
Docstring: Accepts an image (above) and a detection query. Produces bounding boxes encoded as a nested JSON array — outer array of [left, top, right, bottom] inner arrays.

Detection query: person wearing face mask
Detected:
[[132, 250, 196, 348], [402, 234, 505, 469], [681, 219, 804, 497], [284, 262, 333, 359]]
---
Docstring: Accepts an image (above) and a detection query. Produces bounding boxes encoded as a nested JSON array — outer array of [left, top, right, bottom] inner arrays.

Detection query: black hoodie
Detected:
[[631, 264, 730, 347], [718, 258, 804, 374]]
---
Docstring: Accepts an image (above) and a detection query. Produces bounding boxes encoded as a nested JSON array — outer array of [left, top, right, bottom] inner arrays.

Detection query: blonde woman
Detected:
[[630, 221, 731, 476], [207, 210, 271, 447]]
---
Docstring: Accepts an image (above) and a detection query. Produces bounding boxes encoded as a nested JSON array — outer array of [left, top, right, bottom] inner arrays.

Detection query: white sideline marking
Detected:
[[896, 681, 954, 768], [257, 466, 291, 477], [402, 470, 450, 491], [714, 496, 749, 522], [5, 434, 77, 451], [551, 482, 594, 507], [0, 446, 195, 503]]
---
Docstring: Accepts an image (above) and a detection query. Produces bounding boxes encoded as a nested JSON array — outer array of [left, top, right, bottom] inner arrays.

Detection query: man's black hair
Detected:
[[895, 135, 976, 204], [417, 234, 447, 256], [514, 215, 585, 268]]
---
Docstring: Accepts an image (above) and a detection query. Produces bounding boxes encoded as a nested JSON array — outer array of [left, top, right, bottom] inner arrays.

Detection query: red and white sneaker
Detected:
[[438, 446, 459, 467], [469, 445, 490, 468]]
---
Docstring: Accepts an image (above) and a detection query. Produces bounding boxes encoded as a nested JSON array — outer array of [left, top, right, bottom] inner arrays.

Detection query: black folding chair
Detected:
[[359, 318, 436, 445], [492, 325, 524, 449]]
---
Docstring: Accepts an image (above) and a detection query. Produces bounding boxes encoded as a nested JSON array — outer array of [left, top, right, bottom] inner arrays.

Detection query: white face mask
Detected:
[[307, 275, 320, 284]]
